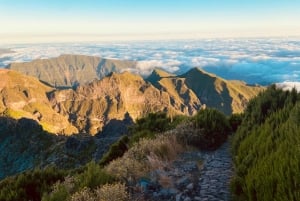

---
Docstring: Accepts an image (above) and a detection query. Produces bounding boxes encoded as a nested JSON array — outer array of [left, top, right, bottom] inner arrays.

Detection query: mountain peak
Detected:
[[146, 68, 175, 84], [153, 68, 175, 77], [183, 67, 218, 79]]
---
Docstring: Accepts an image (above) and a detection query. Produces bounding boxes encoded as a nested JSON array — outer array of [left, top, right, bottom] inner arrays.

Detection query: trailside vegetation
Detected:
[[231, 85, 300, 201]]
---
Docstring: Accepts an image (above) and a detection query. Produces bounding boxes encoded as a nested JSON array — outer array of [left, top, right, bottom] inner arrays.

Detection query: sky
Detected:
[[0, 0, 300, 43]]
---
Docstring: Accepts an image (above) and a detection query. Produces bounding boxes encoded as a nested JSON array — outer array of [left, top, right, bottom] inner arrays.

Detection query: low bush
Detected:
[[128, 112, 186, 145], [176, 108, 230, 150], [76, 161, 115, 190], [0, 167, 66, 201]]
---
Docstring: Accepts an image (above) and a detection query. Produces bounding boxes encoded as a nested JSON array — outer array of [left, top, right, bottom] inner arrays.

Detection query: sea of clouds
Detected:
[[1, 38, 300, 89]]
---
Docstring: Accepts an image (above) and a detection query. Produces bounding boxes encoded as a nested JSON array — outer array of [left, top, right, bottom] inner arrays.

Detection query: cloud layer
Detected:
[[1, 38, 300, 85]]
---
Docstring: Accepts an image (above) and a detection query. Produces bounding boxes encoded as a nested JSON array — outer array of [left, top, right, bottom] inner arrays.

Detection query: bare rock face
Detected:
[[50, 71, 180, 135], [0, 69, 78, 135], [2, 55, 264, 135], [148, 67, 263, 115]]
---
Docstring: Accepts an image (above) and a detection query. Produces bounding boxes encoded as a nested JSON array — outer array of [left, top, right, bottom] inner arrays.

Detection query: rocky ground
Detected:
[[139, 141, 233, 201]]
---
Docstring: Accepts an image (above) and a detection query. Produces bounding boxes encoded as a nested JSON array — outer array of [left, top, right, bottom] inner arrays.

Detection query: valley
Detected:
[[0, 55, 299, 201]]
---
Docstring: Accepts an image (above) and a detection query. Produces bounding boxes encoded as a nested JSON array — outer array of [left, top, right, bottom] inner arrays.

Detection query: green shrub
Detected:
[[76, 161, 115, 190], [42, 183, 70, 201], [99, 136, 129, 166], [231, 86, 300, 201], [229, 113, 243, 132], [128, 112, 185, 145], [176, 108, 230, 150], [0, 167, 66, 201]]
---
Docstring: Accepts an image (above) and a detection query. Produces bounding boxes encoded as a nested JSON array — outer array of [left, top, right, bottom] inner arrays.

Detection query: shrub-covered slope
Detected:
[[0, 109, 232, 201], [231, 86, 300, 201]]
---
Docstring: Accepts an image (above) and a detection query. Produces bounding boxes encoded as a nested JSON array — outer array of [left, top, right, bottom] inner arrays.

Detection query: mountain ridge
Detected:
[[7, 54, 138, 88], [2, 56, 264, 135]]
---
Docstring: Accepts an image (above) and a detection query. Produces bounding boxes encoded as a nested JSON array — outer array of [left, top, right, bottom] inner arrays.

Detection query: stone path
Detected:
[[143, 140, 233, 201], [198, 141, 233, 201]]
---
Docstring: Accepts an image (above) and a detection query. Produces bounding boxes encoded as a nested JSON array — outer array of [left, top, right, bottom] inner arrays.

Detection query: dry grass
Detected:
[[105, 133, 184, 182], [71, 187, 94, 201], [70, 183, 129, 201], [95, 182, 129, 201]]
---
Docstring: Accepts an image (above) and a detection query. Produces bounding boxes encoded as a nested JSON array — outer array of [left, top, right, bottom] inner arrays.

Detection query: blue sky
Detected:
[[0, 0, 300, 43]]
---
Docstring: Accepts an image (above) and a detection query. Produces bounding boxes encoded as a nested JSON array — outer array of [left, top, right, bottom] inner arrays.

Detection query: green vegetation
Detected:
[[76, 161, 115, 189], [231, 86, 300, 201], [99, 135, 129, 166], [99, 112, 186, 166], [0, 167, 66, 201], [42, 161, 115, 201], [128, 112, 185, 144], [177, 108, 231, 150]]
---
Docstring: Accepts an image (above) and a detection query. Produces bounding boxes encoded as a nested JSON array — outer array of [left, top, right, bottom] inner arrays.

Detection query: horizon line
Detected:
[[1, 33, 300, 45]]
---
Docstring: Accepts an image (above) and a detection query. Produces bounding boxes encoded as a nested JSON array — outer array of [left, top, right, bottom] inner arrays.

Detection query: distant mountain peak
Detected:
[[182, 67, 218, 79], [7, 54, 138, 88], [146, 68, 175, 84]]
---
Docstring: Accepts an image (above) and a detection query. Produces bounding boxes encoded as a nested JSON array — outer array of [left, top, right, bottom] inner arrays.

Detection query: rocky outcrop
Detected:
[[148, 67, 264, 115], [49, 71, 183, 135], [0, 69, 77, 134], [0, 67, 264, 135]]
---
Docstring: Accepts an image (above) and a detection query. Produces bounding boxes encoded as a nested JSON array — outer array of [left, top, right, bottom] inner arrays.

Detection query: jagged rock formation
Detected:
[[147, 67, 263, 114], [49, 71, 181, 135], [0, 65, 264, 135], [0, 69, 77, 134], [7, 54, 137, 88]]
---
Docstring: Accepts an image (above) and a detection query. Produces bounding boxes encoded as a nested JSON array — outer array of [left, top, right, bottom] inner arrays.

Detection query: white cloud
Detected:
[[1, 38, 300, 85], [276, 81, 300, 91]]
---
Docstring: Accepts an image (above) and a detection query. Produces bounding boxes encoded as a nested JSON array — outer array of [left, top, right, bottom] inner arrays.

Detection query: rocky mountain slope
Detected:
[[50, 68, 263, 134], [7, 54, 137, 88], [50, 71, 177, 134], [147, 67, 263, 114], [0, 69, 77, 134], [0, 63, 264, 135]]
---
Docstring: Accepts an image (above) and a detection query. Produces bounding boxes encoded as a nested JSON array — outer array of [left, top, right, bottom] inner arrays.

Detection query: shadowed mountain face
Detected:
[[0, 117, 112, 179], [7, 54, 138, 88], [1, 56, 264, 135]]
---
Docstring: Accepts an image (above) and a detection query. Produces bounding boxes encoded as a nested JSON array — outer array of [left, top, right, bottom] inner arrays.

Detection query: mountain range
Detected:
[[0, 54, 265, 180], [2, 55, 264, 135], [7, 54, 138, 88]]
